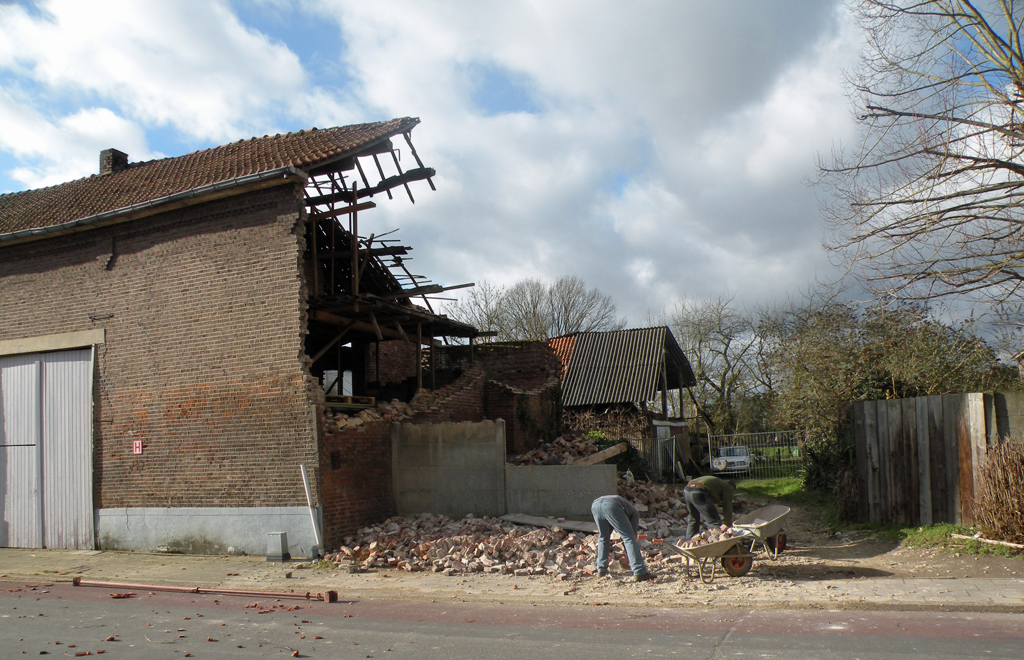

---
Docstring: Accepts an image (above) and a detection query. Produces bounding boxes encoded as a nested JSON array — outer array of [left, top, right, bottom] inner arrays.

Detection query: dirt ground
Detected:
[[270, 496, 1023, 610]]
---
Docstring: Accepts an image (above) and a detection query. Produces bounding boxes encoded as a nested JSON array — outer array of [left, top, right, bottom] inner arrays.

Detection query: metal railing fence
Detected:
[[706, 430, 806, 480]]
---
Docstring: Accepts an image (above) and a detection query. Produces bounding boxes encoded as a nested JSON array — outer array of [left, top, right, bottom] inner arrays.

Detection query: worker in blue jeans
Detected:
[[684, 475, 735, 539], [591, 495, 656, 582]]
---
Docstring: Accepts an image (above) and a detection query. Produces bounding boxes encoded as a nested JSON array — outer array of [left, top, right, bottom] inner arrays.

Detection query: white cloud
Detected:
[[0, 0, 308, 140], [0, 0, 867, 324]]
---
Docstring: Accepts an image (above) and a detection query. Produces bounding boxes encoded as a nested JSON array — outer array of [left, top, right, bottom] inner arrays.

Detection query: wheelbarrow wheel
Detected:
[[766, 533, 787, 555], [720, 545, 753, 577]]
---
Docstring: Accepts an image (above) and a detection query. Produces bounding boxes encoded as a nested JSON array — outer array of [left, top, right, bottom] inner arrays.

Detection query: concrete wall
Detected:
[[392, 420, 506, 517], [504, 465, 617, 519], [392, 420, 616, 521], [95, 506, 319, 557]]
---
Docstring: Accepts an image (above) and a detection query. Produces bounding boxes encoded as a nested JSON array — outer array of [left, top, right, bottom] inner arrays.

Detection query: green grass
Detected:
[[734, 476, 838, 527], [308, 559, 338, 571], [872, 523, 1021, 557]]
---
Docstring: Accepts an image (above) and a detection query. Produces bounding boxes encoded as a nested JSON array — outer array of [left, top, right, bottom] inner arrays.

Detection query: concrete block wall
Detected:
[[392, 420, 507, 518], [0, 184, 320, 510], [505, 464, 617, 519]]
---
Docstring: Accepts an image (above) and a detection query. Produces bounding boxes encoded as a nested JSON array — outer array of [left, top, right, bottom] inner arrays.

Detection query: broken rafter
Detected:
[[317, 246, 409, 259], [370, 153, 394, 200], [375, 282, 474, 300], [404, 132, 436, 191], [354, 167, 434, 200], [313, 310, 445, 346], [310, 319, 357, 363], [390, 149, 415, 203], [306, 201, 375, 219]]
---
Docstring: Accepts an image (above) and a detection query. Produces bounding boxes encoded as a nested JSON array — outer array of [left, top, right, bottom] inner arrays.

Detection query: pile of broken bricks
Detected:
[[507, 433, 603, 466], [323, 477, 708, 577]]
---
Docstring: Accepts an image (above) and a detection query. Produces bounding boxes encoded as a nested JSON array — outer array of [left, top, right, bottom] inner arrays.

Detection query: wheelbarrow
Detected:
[[731, 505, 790, 559], [663, 535, 754, 584]]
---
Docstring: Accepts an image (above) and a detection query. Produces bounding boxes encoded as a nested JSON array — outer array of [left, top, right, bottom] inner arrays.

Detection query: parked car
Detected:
[[710, 445, 752, 475]]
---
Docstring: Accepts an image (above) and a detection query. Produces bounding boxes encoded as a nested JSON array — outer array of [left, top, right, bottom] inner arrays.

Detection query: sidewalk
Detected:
[[1, 548, 1022, 613]]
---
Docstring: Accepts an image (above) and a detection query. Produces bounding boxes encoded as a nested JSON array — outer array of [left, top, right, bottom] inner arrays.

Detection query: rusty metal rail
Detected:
[[71, 577, 338, 602]]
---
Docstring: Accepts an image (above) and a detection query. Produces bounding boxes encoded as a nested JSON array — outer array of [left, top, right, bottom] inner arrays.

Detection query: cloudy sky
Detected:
[[0, 0, 863, 325]]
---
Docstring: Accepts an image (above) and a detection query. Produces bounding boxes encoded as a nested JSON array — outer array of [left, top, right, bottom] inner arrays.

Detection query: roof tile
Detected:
[[0, 117, 419, 235]]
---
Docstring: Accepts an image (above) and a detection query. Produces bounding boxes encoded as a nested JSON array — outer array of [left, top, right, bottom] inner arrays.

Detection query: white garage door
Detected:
[[0, 348, 94, 549]]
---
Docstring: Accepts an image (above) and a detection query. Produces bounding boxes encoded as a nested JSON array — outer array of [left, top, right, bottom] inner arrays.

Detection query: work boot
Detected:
[[596, 568, 609, 578], [634, 571, 656, 583]]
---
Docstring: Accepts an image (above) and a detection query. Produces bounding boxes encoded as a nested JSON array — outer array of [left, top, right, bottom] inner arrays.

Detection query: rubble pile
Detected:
[[324, 513, 608, 577], [619, 479, 688, 538], [680, 525, 735, 549], [508, 434, 601, 465], [323, 498, 701, 577], [322, 366, 484, 431]]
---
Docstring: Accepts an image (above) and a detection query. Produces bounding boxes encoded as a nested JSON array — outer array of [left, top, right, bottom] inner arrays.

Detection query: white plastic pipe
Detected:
[[300, 464, 324, 557]]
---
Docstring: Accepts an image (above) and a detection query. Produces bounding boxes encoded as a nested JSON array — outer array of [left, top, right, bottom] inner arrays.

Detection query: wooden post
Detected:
[[660, 351, 669, 417], [351, 181, 359, 297], [430, 337, 436, 390], [916, 395, 933, 525], [310, 213, 319, 296], [416, 323, 423, 391], [864, 401, 878, 524]]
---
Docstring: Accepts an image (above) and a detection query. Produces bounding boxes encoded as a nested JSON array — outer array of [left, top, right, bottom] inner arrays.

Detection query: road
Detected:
[[2, 580, 1022, 659]]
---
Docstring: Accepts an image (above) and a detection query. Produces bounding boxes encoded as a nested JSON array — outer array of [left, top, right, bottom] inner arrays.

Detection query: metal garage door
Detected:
[[0, 349, 94, 549]]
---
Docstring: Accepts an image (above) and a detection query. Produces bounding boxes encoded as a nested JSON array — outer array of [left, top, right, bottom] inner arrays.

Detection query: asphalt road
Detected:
[[2, 581, 1022, 660]]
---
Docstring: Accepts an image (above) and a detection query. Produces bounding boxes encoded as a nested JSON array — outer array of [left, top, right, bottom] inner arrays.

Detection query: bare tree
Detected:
[[444, 281, 508, 337], [548, 275, 624, 336], [504, 279, 552, 340], [668, 296, 768, 435], [821, 1, 1024, 311], [446, 275, 624, 341]]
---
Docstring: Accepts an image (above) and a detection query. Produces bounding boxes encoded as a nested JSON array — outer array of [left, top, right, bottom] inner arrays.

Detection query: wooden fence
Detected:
[[852, 391, 1024, 526]]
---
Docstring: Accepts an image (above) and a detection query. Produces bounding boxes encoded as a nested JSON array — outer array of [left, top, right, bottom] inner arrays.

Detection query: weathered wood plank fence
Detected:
[[852, 392, 1024, 526]]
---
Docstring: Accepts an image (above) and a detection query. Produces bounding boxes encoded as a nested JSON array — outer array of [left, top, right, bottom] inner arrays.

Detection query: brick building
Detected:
[[0, 118, 487, 555]]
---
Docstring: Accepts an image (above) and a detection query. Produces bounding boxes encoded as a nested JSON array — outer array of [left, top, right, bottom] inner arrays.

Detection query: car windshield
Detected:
[[720, 446, 748, 457]]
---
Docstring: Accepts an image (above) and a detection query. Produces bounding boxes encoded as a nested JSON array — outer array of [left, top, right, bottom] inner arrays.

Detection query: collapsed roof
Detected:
[[0, 117, 482, 356]]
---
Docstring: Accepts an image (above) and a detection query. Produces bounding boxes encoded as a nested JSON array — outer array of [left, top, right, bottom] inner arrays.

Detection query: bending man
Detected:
[[591, 494, 655, 582], [684, 475, 735, 539]]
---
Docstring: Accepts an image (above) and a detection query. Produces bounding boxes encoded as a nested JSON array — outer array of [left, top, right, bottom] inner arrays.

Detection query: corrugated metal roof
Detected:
[[554, 327, 696, 407]]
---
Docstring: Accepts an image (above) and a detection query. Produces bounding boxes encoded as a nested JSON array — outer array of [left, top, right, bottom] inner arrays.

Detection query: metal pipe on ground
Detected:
[[71, 577, 338, 602]]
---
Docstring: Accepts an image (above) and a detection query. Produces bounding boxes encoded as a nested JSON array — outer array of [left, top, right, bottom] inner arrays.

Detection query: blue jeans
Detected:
[[591, 496, 648, 576], [684, 486, 722, 539]]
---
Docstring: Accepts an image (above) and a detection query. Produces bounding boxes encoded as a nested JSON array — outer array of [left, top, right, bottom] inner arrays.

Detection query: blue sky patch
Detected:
[[466, 62, 541, 116], [230, 1, 354, 91]]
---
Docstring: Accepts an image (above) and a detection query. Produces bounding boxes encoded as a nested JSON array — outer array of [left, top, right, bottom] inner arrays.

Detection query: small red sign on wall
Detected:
[[132, 440, 143, 455]]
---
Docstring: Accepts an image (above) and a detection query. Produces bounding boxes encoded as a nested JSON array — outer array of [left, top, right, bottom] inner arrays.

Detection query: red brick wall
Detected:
[[484, 380, 561, 454], [319, 417, 393, 547], [409, 364, 486, 424], [0, 183, 319, 508], [366, 340, 418, 385]]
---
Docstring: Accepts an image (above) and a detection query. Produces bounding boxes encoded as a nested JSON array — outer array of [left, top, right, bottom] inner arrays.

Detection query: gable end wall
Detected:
[[0, 184, 319, 510]]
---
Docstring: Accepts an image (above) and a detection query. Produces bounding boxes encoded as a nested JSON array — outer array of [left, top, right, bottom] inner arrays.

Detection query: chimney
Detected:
[[99, 148, 129, 175]]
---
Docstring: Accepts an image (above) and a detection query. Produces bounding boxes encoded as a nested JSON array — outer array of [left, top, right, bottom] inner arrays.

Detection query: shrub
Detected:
[[974, 440, 1024, 545]]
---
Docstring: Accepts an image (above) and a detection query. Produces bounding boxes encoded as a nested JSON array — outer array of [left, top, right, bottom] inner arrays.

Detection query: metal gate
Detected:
[[0, 349, 94, 549]]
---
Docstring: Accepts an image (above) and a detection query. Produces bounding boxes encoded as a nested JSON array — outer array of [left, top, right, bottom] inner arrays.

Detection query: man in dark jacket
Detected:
[[684, 475, 735, 539], [591, 494, 656, 582]]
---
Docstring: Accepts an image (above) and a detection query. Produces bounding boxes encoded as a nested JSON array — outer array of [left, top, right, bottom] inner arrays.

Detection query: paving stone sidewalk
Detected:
[[1, 548, 1021, 613]]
